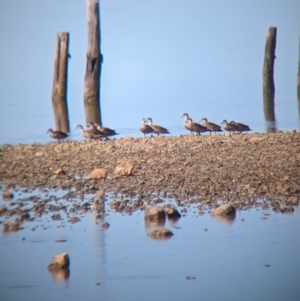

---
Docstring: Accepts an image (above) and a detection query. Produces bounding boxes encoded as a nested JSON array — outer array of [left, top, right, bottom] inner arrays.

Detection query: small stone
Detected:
[[144, 206, 166, 221], [2, 191, 13, 200], [48, 253, 70, 271], [163, 205, 181, 218], [3, 220, 23, 232], [115, 163, 134, 176], [69, 217, 81, 224], [147, 228, 173, 239], [102, 222, 110, 229], [211, 204, 236, 216], [87, 168, 108, 180], [54, 168, 66, 176]]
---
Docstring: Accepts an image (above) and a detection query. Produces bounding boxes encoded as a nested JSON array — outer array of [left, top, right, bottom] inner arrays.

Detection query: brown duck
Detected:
[[146, 118, 170, 136], [184, 117, 207, 135], [200, 118, 223, 135], [46, 128, 68, 142], [221, 120, 239, 135], [76, 124, 104, 140], [88, 122, 118, 139], [229, 121, 252, 133], [139, 118, 154, 137]]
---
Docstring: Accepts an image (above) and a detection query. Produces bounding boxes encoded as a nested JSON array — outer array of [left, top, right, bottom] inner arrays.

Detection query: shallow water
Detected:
[[1, 190, 299, 301]]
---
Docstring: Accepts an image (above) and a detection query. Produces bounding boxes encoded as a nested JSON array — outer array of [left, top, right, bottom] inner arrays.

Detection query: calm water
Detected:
[[1, 190, 300, 301]]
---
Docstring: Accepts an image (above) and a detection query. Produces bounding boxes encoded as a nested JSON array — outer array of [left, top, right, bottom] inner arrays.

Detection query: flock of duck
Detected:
[[46, 114, 251, 142]]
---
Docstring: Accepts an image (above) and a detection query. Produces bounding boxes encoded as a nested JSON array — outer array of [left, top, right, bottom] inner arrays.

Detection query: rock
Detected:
[[55, 168, 66, 176], [87, 168, 108, 180], [144, 206, 166, 221], [211, 204, 236, 216], [69, 217, 81, 224], [163, 205, 181, 218], [115, 163, 134, 176], [0, 206, 7, 214], [281, 206, 294, 213], [147, 228, 174, 239], [102, 222, 110, 229], [3, 220, 23, 232], [2, 191, 13, 200], [48, 253, 70, 271]]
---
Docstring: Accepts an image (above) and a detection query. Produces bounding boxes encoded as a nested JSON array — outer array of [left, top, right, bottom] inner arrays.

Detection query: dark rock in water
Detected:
[[211, 204, 236, 216], [51, 213, 62, 221], [281, 206, 294, 213], [2, 191, 13, 200], [144, 206, 166, 221], [69, 217, 81, 224], [147, 228, 173, 239], [102, 222, 110, 229], [163, 205, 181, 218], [48, 253, 70, 271], [186, 276, 196, 280]]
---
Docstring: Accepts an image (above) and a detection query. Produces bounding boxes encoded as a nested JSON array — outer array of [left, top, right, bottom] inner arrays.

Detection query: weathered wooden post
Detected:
[[297, 37, 300, 118], [51, 32, 70, 133], [83, 0, 103, 126], [263, 26, 277, 123]]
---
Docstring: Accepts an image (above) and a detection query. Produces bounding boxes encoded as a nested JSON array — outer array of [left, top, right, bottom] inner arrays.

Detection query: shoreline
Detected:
[[0, 131, 299, 211]]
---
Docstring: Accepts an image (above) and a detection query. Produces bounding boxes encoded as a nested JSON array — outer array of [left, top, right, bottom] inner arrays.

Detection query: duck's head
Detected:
[[46, 128, 53, 134]]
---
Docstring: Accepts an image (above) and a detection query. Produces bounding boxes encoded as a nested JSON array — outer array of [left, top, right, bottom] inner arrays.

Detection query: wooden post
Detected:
[[51, 32, 70, 133], [297, 37, 300, 117], [83, 0, 103, 126], [263, 26, 277, 122]]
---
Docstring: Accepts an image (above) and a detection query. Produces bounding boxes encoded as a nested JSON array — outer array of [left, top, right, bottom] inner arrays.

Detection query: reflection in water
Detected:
[[167, 216, 181, 226], [144, 218, 166, 229], [48, 268, 70, 281], [266, 120, 277, 133], [211, 213, 236, 225]]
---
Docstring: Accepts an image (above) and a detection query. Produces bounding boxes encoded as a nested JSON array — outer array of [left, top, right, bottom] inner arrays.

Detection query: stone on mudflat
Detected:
[[211, 204, 236, 216], [48, 253, 70, 271], [144, 206, 166, 221], [87, 168, 108, 180], [147, 228, 174, 239], [54, 168, 66, 176], [115, 163, 134, 176]]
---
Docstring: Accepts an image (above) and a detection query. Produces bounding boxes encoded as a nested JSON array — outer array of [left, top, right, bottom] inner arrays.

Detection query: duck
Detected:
[[221, 120, 239, 135], [139, 118, 154, 137], [146, 118, 170, 136], [76, 124, 104, 140], [200, 118, 223, 135], [87, 122, 118, 139], [46, 128, 68, 142], [184, 117, 207, 135], [229, 121, 252, 133]]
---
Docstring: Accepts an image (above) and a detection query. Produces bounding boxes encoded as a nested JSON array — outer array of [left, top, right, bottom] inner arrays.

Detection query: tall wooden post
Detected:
[[51, 32, 70, 133], [263, 26, 277, 122], [297, 37, 300, 118], [84, 0, 103, 126]]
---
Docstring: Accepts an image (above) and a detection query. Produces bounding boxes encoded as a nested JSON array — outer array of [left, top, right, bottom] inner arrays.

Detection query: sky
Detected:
[[0, 0, 299, 143]]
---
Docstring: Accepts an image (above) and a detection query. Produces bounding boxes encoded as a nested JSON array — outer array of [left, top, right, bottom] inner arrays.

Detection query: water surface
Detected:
[[1, 191, 299, 301]]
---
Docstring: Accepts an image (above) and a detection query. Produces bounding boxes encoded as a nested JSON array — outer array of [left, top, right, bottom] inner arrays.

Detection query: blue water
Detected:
[[0, 189, 300, 301]]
